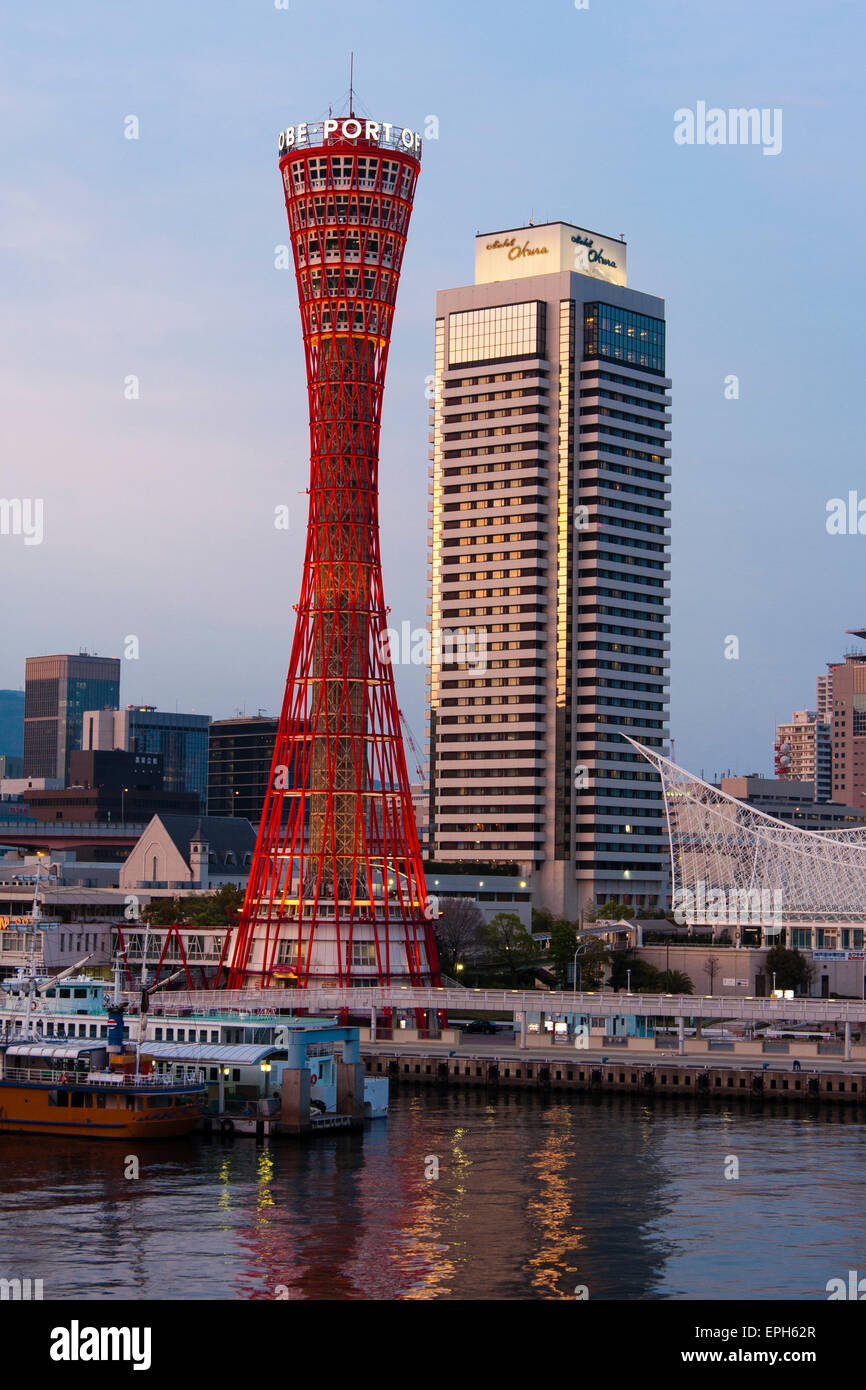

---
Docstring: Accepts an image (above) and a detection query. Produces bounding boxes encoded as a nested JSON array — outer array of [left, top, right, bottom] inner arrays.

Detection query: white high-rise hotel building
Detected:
[[427, 222, 670, 919]]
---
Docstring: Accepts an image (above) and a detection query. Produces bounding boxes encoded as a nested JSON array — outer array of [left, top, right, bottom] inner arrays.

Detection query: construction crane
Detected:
[[398, 709, 427, 788]]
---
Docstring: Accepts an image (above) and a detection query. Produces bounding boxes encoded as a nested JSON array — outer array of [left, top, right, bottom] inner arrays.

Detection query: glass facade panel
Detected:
[[448, 301, 546, 368], [584, 302, 665, 374]]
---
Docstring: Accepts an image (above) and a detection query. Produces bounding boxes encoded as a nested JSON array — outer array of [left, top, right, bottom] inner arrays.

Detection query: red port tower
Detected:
[[226, 113, 440, 990]]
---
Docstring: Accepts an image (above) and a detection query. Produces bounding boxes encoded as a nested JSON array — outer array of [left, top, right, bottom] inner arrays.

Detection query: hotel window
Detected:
[[448, 302, 546, 368], [584, 303, 665, 375]]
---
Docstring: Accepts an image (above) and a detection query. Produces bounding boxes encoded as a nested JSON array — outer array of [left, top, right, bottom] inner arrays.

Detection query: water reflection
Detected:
[[1, 1093, 864, 1300]]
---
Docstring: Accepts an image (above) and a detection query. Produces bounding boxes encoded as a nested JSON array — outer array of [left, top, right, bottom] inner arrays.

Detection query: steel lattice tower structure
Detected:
[[227, 114, 440, 990]]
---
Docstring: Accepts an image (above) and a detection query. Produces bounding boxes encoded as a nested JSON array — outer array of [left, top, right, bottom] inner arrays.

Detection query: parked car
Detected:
[[463, 1019, 498, 1034]]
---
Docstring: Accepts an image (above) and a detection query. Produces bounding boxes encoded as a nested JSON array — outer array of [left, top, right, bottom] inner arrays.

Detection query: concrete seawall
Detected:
[[363, 1050, 866, 1105]]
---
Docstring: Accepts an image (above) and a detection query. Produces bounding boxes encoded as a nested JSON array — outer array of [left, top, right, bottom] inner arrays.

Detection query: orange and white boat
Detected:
[[0, 1040, 205, 1139]]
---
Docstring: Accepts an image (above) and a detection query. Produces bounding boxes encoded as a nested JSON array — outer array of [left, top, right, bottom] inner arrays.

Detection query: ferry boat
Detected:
[[0, 972, 388, 1122], [0, 1039, 206, 1139]]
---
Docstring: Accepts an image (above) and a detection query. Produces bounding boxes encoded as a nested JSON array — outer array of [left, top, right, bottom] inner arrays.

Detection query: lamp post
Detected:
[[572, 947, 581, 996]]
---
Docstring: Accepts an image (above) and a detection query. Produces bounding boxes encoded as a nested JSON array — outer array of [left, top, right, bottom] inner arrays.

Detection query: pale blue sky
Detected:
[[1, 0, 862, 776]]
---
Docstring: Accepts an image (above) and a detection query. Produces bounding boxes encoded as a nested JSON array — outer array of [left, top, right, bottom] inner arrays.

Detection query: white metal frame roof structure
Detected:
[[625, 737, 866, 924]]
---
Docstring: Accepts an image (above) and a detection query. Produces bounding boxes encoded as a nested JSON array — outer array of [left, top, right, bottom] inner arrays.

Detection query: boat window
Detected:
[[95, 1094, 106, 1109], [147, 1095, 163, 1108], [70, 1092, 86, 1108], [51, 1090, 69, 1107]]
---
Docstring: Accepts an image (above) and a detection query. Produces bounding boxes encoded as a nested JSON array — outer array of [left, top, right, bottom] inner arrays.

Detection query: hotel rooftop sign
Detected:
[[475, 221, 627, 288]]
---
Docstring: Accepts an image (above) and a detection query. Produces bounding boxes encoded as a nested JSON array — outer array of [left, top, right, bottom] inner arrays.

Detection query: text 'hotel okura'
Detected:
[[427, 221, 671, 921]]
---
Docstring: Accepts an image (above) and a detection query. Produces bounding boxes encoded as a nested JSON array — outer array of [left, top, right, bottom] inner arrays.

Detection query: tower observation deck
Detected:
[[226, 115, 440, 989]]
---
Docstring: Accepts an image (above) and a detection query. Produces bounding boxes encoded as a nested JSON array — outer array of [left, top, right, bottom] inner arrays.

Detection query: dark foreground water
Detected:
[[1, 1091, 864, 1300]]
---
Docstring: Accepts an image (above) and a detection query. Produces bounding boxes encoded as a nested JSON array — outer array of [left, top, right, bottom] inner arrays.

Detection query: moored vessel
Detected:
[[0, 1038, 205, 1139]]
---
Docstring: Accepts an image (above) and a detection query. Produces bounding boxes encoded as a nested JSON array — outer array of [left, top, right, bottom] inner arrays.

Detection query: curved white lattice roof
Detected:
[[626, 737, 866, 923]]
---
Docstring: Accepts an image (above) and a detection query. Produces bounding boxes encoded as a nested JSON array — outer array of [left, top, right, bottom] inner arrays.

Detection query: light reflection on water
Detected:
[[0, 1092, 863, 1300]]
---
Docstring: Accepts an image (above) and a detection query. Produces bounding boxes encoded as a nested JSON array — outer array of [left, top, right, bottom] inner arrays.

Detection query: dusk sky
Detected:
[[1, 0, 862, 777]]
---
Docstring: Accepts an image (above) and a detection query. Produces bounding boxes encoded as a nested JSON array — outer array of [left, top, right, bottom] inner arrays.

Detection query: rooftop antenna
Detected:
[[349, 52, 354, 117]]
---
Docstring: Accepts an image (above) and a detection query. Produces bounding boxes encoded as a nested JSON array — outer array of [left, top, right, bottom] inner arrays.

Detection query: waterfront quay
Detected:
[[362, 1037, 866, 1107], [149, 984, 866, 1105]]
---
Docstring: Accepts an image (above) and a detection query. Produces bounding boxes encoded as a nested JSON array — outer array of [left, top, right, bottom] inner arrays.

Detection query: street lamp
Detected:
[[572, 947, 581, 995]]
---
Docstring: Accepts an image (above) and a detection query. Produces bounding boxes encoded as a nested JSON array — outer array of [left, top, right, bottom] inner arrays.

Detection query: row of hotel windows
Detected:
[[445, 406, 547, 424], [445, 424, 543, 442], [582, 405, 668, 431], [444, 368, 549, 392], [583, 369, 668, 397], [581, 443, 666, 465], [582, 388, 669, 414], [590, 533, 669, 554], [443, 443, 550, 460], [443, 465, 548, 483], [581, 423, 669, 450], [588, 496, 667, 519]]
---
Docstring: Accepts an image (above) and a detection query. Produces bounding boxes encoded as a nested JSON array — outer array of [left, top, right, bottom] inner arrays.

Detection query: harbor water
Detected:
[[1, 1090, 863, 1300]]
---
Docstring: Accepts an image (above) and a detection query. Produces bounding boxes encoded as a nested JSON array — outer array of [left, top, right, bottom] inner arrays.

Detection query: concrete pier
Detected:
[[363, 1048, 866, 1106]]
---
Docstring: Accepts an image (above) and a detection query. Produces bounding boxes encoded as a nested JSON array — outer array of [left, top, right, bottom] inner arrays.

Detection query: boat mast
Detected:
[[21, 854, 44, 1040]]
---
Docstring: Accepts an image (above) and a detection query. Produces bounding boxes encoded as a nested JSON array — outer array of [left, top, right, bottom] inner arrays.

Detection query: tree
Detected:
[[704, 954, 720, 993], [549, 918, 578, 986], [658, 969, 694, 995], [573, 938, 612, 990], [596, 900, 635, 920], [765, 946, 813, 994], [434, 898, 483, 976], [609, 954, 663, 992], [140, 896, 184, 925], [477, 911, 539, 985], [532, 906, 554, 936], [140, 883, 243, 927]]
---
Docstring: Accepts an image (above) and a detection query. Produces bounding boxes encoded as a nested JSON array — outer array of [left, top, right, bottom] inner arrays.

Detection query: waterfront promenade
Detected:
[[148, 983, 866, 1028]]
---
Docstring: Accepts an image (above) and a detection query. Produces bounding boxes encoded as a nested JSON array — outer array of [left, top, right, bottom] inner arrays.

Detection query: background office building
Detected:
[[82, 705, 210, 800], [427, 222, 670, 919], [774, 710, 831, 801], [207, 715, 278, 822], [821, 629, 866, 811], [23, 653, 120, 783], [0, 690, 25, 769]]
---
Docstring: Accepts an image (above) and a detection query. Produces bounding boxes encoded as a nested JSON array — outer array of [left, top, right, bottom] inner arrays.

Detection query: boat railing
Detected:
[[2, 1066, 206, 1088]]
